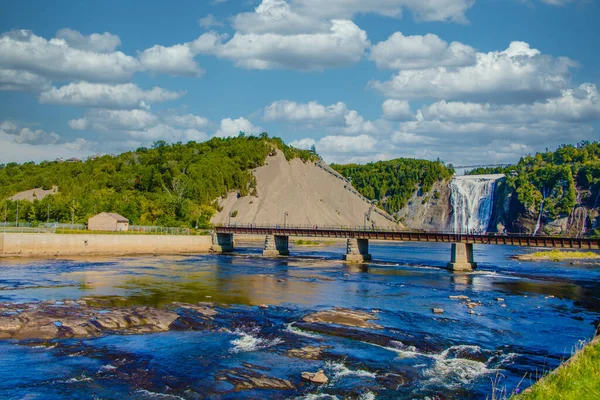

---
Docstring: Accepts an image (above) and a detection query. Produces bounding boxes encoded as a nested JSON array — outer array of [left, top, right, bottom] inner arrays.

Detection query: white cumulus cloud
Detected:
[[39, 82, 184, 109], [370, 32, 476, 70], [139, 43, 204, 76], [0, 68, 51, 91], [55, 28, 121, 53], [0, 121, 90, 162], [214, 117, 262, 137], [69, 109, 159, 131], [264, 100, 347, 123], [0, 30, 139, 83], [318, 134, 378, 153], [239, 0, 476, 28], [369, 41, 576, 103], [232, 0, 329, 34], [263, 99, 386, 135], [382, 99, 414, 120], [213, 19, 370, 70], [289, 137, 316, 149]]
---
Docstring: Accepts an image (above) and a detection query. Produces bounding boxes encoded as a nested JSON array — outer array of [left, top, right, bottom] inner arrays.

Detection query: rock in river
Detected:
[[301, 370, 329, 384], [0, 300, 216, 340], [301, 308, 382, 329], [287, 345, 329, 360]]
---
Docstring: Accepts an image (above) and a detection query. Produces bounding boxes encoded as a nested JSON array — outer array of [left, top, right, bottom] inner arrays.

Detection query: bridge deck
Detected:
[[215, 226, 600, 249]]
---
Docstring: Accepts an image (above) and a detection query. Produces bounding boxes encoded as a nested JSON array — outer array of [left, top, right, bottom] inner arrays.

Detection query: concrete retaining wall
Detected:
[[0, 233, 213, 257]]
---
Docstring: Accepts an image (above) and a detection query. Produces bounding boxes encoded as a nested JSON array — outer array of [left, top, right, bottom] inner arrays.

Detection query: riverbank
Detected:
[[514, 335, 600, 399], [0, 233, 213, 257], [515, 249, 600, 262]]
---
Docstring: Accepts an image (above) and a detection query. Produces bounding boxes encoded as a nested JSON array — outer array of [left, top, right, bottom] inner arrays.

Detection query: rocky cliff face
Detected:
[[470, 178, 599, 236], [395, 175, 600, 236], [395, 180, 452, 231]]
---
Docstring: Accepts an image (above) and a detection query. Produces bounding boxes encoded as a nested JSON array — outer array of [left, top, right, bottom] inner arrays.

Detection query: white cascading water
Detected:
[[449, 174, 504, 233]]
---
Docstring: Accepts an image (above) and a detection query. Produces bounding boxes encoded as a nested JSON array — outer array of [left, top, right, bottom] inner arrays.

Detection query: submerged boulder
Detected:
[[218, 367, 295, 391], [301, 308, 382, 329], [287, 345, 329, 360]]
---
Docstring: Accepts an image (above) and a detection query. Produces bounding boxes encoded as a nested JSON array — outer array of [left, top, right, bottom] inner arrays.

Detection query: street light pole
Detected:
[[16, 203, 19, 227], [284, 211, 288, 228], [364, 212, 367, 230], [72, 199, 75, 226]]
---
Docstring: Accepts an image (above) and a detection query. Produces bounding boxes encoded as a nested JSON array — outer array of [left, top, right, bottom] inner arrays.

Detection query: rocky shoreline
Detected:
[[0, 299, 217, 340]]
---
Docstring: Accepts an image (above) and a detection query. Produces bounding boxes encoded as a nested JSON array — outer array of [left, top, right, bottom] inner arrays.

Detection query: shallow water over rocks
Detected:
[[1, 242, 599, 399]]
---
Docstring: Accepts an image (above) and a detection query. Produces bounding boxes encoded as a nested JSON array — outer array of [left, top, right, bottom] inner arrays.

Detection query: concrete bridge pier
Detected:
[[343, 238, 372, 263], [447, 243, 477, 271], [263, 234, 290, 257], [211, 232, 234, 253]]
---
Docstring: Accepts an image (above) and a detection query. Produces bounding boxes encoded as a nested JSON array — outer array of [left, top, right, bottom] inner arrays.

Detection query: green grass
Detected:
[[519, 249, 600, 262], [512, 338, 600, 400]]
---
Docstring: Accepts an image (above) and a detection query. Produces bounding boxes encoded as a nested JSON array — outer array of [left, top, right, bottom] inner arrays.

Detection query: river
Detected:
[[1, 242, 599, 399]]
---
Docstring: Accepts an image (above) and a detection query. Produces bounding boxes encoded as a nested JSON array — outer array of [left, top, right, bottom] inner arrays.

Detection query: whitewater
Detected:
[[449, 174, 504, 233]]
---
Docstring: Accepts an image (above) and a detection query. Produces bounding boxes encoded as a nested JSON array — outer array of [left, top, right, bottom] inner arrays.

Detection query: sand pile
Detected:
[[211, 152, 397, 228], [9, 185, 58, 201]]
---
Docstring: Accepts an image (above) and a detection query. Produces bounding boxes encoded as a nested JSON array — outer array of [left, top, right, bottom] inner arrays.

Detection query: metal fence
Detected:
[[42, 223, 86, 230], [1, 222, 190, 235], [1, 226, 57, 234]]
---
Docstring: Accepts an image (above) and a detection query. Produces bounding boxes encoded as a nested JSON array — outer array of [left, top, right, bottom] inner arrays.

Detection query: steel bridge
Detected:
[[212, 225, 600, 271]]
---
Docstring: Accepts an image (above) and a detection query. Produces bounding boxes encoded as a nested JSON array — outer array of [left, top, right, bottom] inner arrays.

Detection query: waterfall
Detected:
[[449, 174, 504, 233], [533, 187, 549, 237]]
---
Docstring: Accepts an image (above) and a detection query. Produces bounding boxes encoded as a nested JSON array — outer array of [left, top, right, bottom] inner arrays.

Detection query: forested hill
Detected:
[[331, 159, 455, 214], [467, 141, 600, 236], [0, 135, 316, 228]]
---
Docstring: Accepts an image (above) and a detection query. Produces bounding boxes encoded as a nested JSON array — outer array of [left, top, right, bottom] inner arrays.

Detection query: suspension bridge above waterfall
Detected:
[[212, 225, 600, 272]]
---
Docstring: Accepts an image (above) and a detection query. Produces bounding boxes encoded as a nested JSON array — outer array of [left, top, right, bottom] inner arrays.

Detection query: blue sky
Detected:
[[0, 0, 598, 165]]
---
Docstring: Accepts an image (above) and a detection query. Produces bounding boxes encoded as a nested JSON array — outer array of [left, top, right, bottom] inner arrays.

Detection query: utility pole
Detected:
[[16, 203, 19, 227], [72, 199, 75, 226], [47, 204, 50, 224], [4, 203, 7, 224], [284, 211, 288, 228]]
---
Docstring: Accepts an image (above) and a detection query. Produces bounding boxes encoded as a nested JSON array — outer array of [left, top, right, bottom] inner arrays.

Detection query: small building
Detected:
[[88, 212, 129, 232]]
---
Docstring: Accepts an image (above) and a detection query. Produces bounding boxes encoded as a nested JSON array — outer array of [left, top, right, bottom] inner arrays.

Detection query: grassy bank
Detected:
[[516, 249, 600, 261], [512, 337, 600, 399]]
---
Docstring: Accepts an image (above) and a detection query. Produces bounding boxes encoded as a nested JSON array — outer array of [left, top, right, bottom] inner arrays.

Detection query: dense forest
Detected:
[[331, 159, 455, 214], [0, 134, 316, 228], [468, 142, 600, 233]]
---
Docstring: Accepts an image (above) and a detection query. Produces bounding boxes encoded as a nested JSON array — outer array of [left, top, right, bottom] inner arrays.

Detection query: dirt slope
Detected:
[[9, 186, 58, 201], [211, 152, 398, 228]]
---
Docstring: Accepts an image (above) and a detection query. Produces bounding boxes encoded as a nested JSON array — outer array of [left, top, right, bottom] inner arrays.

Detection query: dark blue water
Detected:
[[1, 242, 599, 399]]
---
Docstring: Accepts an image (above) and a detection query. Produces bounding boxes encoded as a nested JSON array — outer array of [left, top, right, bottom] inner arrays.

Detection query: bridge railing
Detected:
[[215, 223, 475, 235], [214, 224, 590, 239], [215, 223, 403, 232]]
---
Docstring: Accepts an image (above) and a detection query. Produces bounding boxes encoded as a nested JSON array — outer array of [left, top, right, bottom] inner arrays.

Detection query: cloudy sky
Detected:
[[1, 0, 599, 165]]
